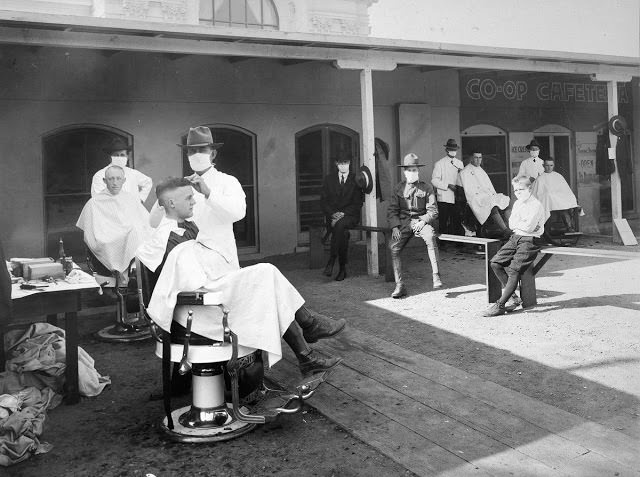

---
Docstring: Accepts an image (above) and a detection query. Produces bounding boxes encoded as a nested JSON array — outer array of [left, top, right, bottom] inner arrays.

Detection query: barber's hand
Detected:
[[391, 227, 401, 241], [186, 174, 211, 198], [447, 184, 457, 191], [331, 211, 345, 220], [411, 220, 425, 233]]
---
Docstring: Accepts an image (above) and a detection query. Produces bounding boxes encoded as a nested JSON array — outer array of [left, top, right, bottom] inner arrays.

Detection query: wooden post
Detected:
[[360, 67, 379, 277]]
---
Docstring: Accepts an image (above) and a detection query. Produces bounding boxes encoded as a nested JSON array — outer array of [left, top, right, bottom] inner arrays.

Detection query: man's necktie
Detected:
[[340, 175, 345, 185]]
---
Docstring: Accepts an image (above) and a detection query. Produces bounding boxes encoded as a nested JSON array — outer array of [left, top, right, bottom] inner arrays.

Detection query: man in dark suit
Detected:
[[320, 157, 364, 281]]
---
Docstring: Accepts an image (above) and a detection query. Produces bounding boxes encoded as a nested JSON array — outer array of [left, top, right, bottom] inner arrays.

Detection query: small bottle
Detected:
[[58, 237, 66, 263]]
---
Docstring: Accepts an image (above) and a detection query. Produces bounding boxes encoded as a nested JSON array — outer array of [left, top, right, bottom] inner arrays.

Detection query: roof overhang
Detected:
[[0, 10, 638, 78]]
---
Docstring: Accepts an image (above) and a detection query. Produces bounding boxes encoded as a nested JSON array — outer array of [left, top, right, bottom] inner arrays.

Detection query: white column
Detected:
[[360, 67, 379, 276], [606, 81, 623, 225]]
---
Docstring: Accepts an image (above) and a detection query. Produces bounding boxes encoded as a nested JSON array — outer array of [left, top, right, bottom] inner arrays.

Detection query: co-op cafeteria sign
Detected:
[[462, 73, 631, 107]]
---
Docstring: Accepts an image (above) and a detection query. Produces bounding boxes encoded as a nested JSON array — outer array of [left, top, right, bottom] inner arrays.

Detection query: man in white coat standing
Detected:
[[432, 139, 464, 236], [91, 138, 152, 202], [457, 152, 511, 238], [518, 139, 545, 183]]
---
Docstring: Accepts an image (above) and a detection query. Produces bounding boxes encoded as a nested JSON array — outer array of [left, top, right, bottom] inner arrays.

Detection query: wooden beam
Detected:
[[0, 26, 636, 77]]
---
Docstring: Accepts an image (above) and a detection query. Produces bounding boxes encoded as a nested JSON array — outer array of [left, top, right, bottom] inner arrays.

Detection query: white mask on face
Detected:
[[337, 164, 350, 174], [188, 152, 212, 172], [447, 150, 457, 158], [514, 189, 532, 201], [111, 156, 127, 168], [530, 150, 540, 159], [404, 170, 419, 183]]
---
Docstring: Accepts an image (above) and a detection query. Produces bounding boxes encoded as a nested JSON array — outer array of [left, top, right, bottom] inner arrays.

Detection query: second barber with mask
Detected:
[[149, 126, 246, 269]]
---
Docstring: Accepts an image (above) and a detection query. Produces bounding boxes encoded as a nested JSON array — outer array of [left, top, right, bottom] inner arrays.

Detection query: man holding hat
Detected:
[[91, 137, 152, 202], [387, 153, 443, 298], [320, 156, 365, 281], [518, 139, 545, 183], [432, 139, 464, 236]]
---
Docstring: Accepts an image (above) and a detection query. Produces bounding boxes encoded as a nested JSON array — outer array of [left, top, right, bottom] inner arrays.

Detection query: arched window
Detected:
[[295, 124, 359, 245], [461, 124, 509, 195], [199, 0, 279, 30], [43, 125, 132, 259], [181, 125, 259, 252]]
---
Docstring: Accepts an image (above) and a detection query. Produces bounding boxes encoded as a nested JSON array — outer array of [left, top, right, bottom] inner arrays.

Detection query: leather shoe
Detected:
[[298, 350, 343, 377], [391, 283, 407, 299], [323, 257, 336, 277], [335, 268, 346, 281], [302, 313, 346, 343], [482, 302, 506, 317]]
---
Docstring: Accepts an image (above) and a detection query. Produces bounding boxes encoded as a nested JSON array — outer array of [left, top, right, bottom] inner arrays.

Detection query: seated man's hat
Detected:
[[178, 126, 224, 149], [608, 115, 628, 137], [355, 165, 374, 194], [525, 139, 542, 150], [398, 153, 426, 168], [103, 137, 132, 153], [444, 139, 459, 150]]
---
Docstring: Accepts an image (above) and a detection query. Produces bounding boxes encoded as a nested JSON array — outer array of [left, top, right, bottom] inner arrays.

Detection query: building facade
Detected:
[[0, 0, 638, 261]]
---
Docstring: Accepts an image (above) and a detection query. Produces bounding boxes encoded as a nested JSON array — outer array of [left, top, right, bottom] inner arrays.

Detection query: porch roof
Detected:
[[0, 10, 638, 78]]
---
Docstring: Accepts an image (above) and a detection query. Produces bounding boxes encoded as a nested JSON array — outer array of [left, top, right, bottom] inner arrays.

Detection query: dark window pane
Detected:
[[45, 195, 89, 259], [45, 133, 85, 194], [553, 136, 571, 183], [461, 136, 509, 195]]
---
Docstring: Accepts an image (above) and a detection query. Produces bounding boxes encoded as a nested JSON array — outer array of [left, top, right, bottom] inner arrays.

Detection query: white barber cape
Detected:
[[457, 164, 510, 224], [149, 166, 246, 269], [518, 157, 544, 180], [141, 239, 302, 366], [531, 171, 578, 221], [91, 165, 153, 202], [76, 190, 151, 274]]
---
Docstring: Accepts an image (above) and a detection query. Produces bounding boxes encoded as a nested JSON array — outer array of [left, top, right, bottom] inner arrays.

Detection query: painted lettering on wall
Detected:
[[464, 78, 629, 104]]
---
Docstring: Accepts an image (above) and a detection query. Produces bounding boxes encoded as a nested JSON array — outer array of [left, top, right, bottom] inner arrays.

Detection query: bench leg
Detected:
[[309, 226, 325, 269], [384, 232, 394, 282], [520, 268, 537, 308], [485, 241, 501, 303]]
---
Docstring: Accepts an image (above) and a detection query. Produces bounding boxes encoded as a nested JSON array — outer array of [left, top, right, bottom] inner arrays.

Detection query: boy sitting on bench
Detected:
[[483, 176, 545, 317]]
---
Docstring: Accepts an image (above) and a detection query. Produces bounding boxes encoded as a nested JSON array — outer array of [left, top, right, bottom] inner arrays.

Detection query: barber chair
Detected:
[[542, 208, 582, 246], [135, 259, 330, 443], [87, 249, 150, 342]]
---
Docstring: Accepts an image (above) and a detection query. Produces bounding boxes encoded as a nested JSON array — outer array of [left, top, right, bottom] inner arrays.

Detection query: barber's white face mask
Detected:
[[188, 152, 212, 172], [530, 150, 540, 159], [404, 170, 419, 183], [447, 150, 457, 158], [337, 164, 350, 174], [111, 156, 128, 168]]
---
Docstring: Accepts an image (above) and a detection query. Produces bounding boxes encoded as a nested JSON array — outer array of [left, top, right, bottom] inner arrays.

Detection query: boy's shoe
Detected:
[[482, 302, 506, 317], [505, 293, 522, 311]]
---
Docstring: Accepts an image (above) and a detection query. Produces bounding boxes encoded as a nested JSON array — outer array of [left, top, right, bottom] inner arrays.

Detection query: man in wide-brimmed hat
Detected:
[[432, 138, 464, 236], [91, 137, 153, 202], [518, 139, 545, 182], [387, 153, 443, 298], [320, 155, 364, 281]]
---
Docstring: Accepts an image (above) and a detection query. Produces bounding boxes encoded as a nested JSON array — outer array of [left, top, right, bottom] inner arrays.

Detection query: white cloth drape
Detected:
[[457, 164, 510, 224], [531, 171, 578, 221]]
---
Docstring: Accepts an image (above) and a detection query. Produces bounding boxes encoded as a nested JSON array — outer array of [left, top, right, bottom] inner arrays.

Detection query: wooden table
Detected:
[[4, 280, 99, 404]]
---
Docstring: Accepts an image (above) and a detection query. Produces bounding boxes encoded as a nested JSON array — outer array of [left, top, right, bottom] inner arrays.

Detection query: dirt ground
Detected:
[[6, 234, 640, 476]]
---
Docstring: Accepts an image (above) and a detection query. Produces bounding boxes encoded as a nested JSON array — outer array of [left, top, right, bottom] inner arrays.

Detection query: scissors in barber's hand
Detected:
[[185, 174, 211, 198]]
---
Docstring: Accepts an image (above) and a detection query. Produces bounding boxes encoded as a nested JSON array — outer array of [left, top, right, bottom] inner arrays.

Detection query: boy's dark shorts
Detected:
[[490, 234, 540, 277]]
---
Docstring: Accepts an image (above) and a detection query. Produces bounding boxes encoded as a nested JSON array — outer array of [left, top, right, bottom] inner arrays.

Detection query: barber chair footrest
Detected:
[[161, 404, 257, 443]]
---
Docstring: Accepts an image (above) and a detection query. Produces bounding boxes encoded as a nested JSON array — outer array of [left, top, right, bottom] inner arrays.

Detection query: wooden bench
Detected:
[[309, 226, 502, 302], [519, 246, 640, 307]]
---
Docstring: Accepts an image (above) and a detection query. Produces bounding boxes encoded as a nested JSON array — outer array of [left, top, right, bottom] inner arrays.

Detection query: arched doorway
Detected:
[[43, 125, 132, 259], [533, 124, 573, 189], [181, 125, 258, 252], [461, 124, 509, 195], [295, 124, 359, 245]]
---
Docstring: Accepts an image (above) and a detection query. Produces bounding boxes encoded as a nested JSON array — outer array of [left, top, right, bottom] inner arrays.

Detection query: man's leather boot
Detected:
[[295, 306, 346, 343], [391, 282, 407, 299], [335, 265, 347, 281], [298, 349, 343, 377], [323, 256, 336, 277]]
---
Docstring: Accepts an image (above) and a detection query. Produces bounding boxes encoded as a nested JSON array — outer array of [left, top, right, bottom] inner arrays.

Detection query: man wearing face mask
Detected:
[[483, 176, 545, 317], [518, 139, 545, 183], [320, 156, 364, 281], [387, 153, 442, 298], [432, 139, 464, 236], [91, 138, 152, 202]]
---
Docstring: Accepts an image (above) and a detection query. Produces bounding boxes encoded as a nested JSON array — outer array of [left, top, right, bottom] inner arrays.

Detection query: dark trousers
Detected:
[[490, 235, 540, 304], [329, 215, 359, 265], [437, 202, 463, 235]]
